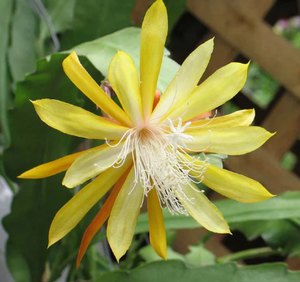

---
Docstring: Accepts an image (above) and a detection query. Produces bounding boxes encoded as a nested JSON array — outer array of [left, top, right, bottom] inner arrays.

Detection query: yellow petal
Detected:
[[63, 142, 131, 188], [32, 99, 129, 140], [62, 52, 132, 127], [176, 183, 230, 234], [140, 0, 167, 119], [107, 167, 144, 261], [76, 167, 130, 268], [108, 51, 144, 125], [48, 157, 132, 247], [151, 39, 214, 122], [185, 126, 274, 155], [202, 164, 275, 203], [185, 109, 255, 132], [167, 62, 249, 122], [147, 189, 167, 260], [18, 145, 104, 179]]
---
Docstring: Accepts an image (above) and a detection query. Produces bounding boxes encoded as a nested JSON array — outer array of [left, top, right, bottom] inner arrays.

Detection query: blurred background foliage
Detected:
[[1, 0, 300, 282]]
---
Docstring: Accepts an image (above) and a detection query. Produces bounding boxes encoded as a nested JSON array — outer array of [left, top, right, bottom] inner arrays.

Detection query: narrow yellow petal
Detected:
[[18, 145, 104, 179], [147, 189, 167, 260], [151, 38, 214, 122], [176, 183, 230, 234], [185, 126, 274, 155], [62, 52, 132, 127], [185, 109, 255, 132], [202, 164, 275, 203], [48, 157, 132, 247], [140, 0, 167, 119], [32, 99, 129, 140], [63, 142, 131, 188], [167, 62, 249, 122], [107, 167, 144, 261], [108, 51, 144, 125]]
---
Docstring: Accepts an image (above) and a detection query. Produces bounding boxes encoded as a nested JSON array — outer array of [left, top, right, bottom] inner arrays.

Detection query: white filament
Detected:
[[104, 118, 211, 215]]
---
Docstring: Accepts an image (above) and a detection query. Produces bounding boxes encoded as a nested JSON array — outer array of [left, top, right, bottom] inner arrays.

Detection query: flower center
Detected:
[[107, 119, 209, 215]]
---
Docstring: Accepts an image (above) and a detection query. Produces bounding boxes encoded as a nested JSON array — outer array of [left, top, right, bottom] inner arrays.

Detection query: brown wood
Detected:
[[132, 0, 152, 25], [262, 92, 300, 160], [225, 148, 300, 194], [188, 0, 300, 102]]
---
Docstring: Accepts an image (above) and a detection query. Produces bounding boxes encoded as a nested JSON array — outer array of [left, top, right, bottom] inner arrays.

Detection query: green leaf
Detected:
[[97, 261, 300, 282], [8, 0, 38, 83], [139, 244, 215, 268], [197, 153, 227, 169], [139, 245, 185, 263], [2, 53, 102, 282], [0, 0, 14, 148], [60, 0, 136, 50], [232, 219, 300, 258], [73, 27, 180, 93], [185, 245, 216, 267], [135, 192, 300, 234]]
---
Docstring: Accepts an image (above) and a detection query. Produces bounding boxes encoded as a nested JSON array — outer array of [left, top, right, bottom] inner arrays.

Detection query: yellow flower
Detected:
[[19, 0, 274, 266]]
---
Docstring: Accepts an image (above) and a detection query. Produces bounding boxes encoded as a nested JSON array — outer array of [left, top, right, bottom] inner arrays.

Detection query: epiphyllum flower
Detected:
[[20, 0, 274, 266]]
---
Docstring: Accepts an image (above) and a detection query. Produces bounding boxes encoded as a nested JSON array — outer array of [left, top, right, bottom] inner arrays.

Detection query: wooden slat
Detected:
[[262, 92, 300, 160], [188, 0, 300, 101], [202, 0, 276, 77]]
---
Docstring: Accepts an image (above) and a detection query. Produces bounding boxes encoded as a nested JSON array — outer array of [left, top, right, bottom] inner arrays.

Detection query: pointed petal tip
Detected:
[[263, 190, 276, 200], [112, 250, 121, 263], [17, 173, 25, 179], [248, 187, 275, 203], [17, 172, 34, 179], [107, 234, 124, 263], [76, 253, 82, 269], [17, 170, 42, 179], [30, 99, 39, 106], [206, 225, 231, 235], [107, 235, 126, 263], [206, 37, 215, 46], [156, 249, 167, 260], [265, 130, 276, 142], [47, 240, 54, 249]]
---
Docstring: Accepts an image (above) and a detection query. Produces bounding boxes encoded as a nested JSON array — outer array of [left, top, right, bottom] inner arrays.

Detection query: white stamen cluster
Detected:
[[105, 118, 210, 215]]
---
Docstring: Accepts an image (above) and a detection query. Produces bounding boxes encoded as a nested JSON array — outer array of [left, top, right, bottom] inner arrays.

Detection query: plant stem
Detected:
[[216, 247, 282, 264]]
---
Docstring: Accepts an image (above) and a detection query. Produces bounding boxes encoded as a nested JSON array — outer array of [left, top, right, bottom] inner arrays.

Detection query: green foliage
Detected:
[[8, 0, 38, 84], [139, 244, 216, 267], [0, 0, 14, 148], [60, 0, 136, 50], [38, 0, 77, 55], [98, 261, 300, 282], [232, 219, 300, 259]]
